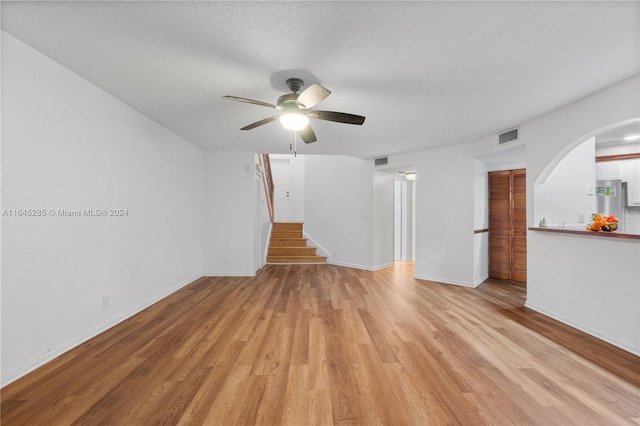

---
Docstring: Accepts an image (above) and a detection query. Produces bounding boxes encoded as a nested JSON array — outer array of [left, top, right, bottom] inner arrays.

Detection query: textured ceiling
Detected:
[[2, 1, 638, 159]]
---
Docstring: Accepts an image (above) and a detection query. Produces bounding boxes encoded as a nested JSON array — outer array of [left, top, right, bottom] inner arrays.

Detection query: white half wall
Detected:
[[527, 233, 639, 354], [203, 151, 257, 276], [1, 33, 204, 385]]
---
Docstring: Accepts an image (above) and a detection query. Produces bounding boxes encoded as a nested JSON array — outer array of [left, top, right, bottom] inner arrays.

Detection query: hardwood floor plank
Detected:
[[127, 366, 211, 426], [354, 343, 409, 424], [281, 364, 310, 426], [356, 308, 399, 363], [2, 263, 638, 425], [290, 307, 310, 366], [175, 341, 246, 425], [308, 389, 334, 426], [308, 318, 331, 392]]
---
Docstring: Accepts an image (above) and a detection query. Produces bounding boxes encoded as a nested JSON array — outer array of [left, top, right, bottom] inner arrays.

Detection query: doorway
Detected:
[[394, 177, 415, 262], [271, 158, 292, 222], [489, 169, 526, 282]]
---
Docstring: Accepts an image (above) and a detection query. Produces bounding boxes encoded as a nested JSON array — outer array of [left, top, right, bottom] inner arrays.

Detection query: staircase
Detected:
[[267, 223, 327, 264]]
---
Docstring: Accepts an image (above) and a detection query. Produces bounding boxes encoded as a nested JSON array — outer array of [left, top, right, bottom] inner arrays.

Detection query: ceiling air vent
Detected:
[[374, 157, 388, 166], [499, 128, 519, 144]]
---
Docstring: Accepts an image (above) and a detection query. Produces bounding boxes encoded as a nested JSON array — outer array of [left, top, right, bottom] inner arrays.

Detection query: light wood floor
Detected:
[[2, 263, 638, 425]]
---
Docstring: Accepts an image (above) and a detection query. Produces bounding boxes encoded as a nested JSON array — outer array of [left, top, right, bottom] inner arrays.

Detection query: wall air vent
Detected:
[[499, 128, 519, 144], [374, 157, 388, 166]]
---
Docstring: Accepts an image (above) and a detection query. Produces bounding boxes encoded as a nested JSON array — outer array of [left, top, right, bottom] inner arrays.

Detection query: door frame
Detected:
[[271, 157, 292, 222]]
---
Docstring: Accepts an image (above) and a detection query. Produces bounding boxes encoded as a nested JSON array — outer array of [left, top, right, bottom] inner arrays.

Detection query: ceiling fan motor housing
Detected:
[[285, 77, 304, 93], [277, 93, 301, 111]]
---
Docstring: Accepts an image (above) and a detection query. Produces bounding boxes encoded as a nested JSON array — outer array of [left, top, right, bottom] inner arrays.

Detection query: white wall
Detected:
[[203, 151, 256, 276], [372, 171, 394, 269], [596, 141, 640, 157], [1, 33, 204, 385], [524, 75, 640, 354], [394, 179, 404, 260], [473, 159, 489, 286], [256, 163, 272, 270], [290, 155, 306, 222], [414, 143, 476, 286], [407, 180, 416, 261], [534, 137, 596, 228], [304, 155, 374, 269], [383, 144, 477, 286]]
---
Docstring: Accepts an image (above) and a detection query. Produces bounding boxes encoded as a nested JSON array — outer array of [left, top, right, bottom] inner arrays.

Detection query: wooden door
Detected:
[[511, 170, 527, 282], [489, 171, 512, 279], [489, 170, 526, 282]]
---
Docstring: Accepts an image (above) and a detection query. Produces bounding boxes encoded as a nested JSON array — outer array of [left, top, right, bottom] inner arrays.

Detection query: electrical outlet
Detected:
[[578, 212, 585, 223], [586, 184, 595, 196], [438, 263, 445, 271], [102, 295, 109, 309]]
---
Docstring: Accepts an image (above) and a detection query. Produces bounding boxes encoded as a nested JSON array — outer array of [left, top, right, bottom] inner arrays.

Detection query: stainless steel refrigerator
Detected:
[[596, 179, 625, 231]]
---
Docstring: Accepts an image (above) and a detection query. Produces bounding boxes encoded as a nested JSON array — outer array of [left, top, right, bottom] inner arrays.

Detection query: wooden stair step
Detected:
[[268, 246, 317, 256], [272, 222, 303, 231], [267, 255, 327, 264], [271, 230, 303, 238], [269, 238, 307, 247], [267, 222, 326, 264]]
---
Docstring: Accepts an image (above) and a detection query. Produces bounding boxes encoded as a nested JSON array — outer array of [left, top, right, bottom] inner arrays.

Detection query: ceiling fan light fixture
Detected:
[[280, 113, 309, 131]]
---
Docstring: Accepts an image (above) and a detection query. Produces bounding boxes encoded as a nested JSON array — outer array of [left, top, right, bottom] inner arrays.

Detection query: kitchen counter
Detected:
[[529, 226, 640, 240]]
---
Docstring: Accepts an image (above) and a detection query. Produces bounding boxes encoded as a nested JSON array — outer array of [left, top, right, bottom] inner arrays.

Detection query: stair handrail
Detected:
[[259, 154, 275, 223]]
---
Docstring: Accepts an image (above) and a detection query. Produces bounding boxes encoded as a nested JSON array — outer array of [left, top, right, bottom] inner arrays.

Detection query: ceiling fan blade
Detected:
[[222, 95, 278, 109], [308, 110, 366, 125], [296, 84, 331, 109], [240, 115, 280, 130], [298, 125, 317, 144]]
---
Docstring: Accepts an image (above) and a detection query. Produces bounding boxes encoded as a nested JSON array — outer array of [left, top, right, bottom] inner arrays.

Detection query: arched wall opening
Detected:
[[533, 118, 639, 232]]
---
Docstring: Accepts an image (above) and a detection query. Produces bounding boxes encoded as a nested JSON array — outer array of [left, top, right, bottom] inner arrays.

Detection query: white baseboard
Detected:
[[328, 260, 393, 272], [473, 274, 489, 288], [1, 274, 201, 388], [203, 271, 256, 277], [371, 262, 395, 271], [524, 301, 639, 357], [413, 274, 474, 288], [302, 231, 331, 260]]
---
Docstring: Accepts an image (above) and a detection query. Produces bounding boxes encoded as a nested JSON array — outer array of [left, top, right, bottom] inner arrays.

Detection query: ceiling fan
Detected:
[[222, 78, 365, 143]]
